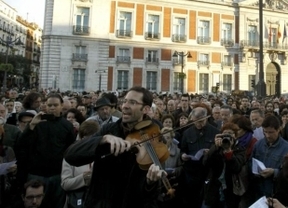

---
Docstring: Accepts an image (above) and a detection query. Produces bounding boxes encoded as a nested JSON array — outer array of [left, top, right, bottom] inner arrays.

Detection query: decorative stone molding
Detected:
[[267, 20, 279, 25], [269, 52, 278, 62], [247, 17, 258, 22]]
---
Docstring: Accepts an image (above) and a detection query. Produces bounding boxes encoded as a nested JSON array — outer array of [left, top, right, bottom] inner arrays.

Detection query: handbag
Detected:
[[232, 163, 249, 196], [67, 186, 87, 208]]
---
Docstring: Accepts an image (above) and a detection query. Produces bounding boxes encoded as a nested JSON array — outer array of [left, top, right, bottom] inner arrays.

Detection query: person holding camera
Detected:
[[202, 123, 246, 208], [15, 93, 76, 208]]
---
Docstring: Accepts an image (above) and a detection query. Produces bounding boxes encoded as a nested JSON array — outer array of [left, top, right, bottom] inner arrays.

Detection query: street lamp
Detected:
[[173, 51, 192, 93], [257, 0, 266, 97], [0, 35, 24, 93]]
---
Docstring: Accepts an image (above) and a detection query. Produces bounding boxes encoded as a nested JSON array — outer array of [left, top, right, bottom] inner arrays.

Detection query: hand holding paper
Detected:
[[252, 158, 266, 175]]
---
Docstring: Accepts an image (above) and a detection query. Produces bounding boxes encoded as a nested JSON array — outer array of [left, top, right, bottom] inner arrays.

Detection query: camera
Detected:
[[219, 134, 233, 145]]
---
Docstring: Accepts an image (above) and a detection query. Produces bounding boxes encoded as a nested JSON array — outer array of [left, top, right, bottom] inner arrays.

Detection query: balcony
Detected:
[[116, 56, 131, 64], [172, 59, 185, 66], [172, 34, 187, 43], [197, 60, 210, 67], [221, 38, 234, 47], [116, 30, 132, 38], [72, 53, 88, 61], [221, 61, 233, 67], [241, 40, 288, 51], [72, 25, 90, 35], [144, 32, 160, 40], [0, 24, 2, 30], [145, 57, 159, 65], [197, 36, 211, 45]]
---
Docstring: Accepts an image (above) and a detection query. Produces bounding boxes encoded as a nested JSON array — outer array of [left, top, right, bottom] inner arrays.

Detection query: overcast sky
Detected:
[[4, 0, 45, 27]]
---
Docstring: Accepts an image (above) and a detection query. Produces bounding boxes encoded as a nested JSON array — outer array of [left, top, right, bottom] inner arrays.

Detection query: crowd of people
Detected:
[[1, 87, 288, 208]]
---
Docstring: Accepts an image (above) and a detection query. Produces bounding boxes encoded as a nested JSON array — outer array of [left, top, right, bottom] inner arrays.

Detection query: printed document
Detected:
[[0, 160, 16, 175]]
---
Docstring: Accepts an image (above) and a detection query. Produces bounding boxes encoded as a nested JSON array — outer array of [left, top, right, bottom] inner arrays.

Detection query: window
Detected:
[[73, 46, 87, 61], [147, 50, 158, 63], [117, 48, 130, 63], [221, 23, 233, 46], [248, 25, 258, 46], [72, 69, 85, 91], [146, 14, 159, 39], [199, 73, 209, 92], [117, 70, 129, 90], [197, 20, 210, 44], [172, 18, 186, 42], [146, 71, 157, 91], [270, 28, 277, 47], [173, 72, 180, 91], [117, 11, 132, 37], [223, 55, 232, 66], [223, 74, 232, 92], [74, 7, 90, 34], [198, 53, 209, 65]]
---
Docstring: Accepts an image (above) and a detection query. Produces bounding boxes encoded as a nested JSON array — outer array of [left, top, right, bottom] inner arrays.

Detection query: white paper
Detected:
[[188, 149, 205, 161], [0, 160, 16, 175], [248, 196, 268, 208], [252, 158, 266, 175]]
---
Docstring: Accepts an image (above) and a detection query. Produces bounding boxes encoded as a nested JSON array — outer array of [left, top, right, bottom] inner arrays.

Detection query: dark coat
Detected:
[[203, 143, 246, 207], [180, 123, 220, 181], [64, 119, 159, 208]]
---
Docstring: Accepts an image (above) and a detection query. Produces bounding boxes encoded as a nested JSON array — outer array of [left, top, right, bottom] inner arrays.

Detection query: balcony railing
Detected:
[[221, 61, 233, 67], [116, 30, 133, 38], [197, 36, 211, 44], [144, 32, 160, 40], [72, 53, 88, 61], [116, 56, 131, 64], [221, 38, 234, 47], [145, 57, 159, 64], [73, 25, 90, 35], [241, 40, 288, 50], [197, 60, 210, 66], [172, 34, 187, 43]]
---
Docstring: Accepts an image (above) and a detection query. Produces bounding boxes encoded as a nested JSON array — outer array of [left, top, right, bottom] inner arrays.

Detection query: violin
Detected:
[[125, 119, 176, 198]]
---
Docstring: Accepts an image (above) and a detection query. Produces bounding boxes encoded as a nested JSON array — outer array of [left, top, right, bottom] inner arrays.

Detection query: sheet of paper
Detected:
[[188, 149, 205, 161], [252, 158, 266, 175], [0, 160, 16, 175], [248, 196, 268, 208]]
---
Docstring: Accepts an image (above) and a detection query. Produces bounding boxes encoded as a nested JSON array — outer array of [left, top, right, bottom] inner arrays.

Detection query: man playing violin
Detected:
[[65, 86, 164, 208]]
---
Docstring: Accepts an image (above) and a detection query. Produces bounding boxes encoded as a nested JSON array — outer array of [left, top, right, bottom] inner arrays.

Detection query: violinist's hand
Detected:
[[181, 153, 191, 161], [260, 168, 274, 178], [100, 134, 131, 156], [146, 164, 165, 185]]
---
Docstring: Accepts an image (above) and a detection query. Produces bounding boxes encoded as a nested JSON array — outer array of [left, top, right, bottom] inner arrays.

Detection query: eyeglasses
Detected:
[[122, 99, 144, 106], [25, 194, 44, 201]]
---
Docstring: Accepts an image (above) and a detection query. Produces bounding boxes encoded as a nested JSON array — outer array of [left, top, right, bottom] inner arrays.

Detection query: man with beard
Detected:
[[65, 86, 165, 208], [180, 107, 219, 208], [87, 97, 119, 127]]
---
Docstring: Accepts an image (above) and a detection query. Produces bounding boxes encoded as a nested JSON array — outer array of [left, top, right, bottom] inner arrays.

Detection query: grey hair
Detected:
[[189, 107, 207, 120], [212, 106, 221, 113], [250, 109, 265, 118]]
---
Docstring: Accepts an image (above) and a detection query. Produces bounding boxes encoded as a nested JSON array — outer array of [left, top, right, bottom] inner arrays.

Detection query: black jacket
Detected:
[[65, 118, 159, 208], [16, 117, 75, 179]]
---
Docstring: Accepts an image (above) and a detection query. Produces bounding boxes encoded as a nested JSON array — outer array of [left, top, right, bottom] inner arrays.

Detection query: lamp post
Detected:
[[257, 0, 266, 97], [173, 51, 192, 93], [95, 70, 106, 91], [0, 35, 24, 93]]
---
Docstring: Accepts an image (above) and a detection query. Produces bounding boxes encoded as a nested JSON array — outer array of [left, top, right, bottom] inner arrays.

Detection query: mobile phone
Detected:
[[41, 114, 55, 121]]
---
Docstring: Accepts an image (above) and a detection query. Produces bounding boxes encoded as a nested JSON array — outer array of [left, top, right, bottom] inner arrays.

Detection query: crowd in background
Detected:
[[1, 87, 288, 207]]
